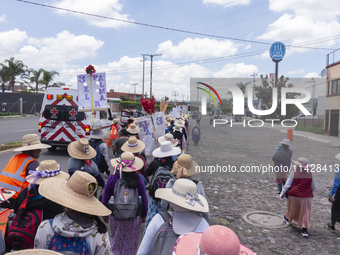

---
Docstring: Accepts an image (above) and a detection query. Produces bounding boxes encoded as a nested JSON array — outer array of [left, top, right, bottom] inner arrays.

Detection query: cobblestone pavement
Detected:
[[188, 117, 340, 255]]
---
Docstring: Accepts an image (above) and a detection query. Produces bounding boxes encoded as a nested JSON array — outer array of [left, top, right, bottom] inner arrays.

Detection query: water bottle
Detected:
[[8, 209, 15, 227]]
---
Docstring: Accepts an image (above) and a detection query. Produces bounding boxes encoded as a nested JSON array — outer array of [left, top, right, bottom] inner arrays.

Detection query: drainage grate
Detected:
[[242, 211, 289, 229]]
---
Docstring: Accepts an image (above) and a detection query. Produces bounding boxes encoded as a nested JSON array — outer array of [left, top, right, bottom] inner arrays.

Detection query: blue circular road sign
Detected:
[[270, 42, 286, 61]]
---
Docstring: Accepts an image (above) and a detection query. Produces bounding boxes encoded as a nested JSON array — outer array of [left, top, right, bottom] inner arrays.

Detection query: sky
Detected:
[[1, 0, 340, 101]]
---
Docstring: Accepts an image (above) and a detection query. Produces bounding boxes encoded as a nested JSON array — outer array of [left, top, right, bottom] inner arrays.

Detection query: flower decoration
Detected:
[[83, 145, 89, 154], [140, 95, 156, 114], [85, 65, 96, 75]]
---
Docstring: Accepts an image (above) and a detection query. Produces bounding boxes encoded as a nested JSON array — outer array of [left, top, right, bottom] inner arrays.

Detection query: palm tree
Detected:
[[0, 66, 9, 93], [41, 70, 59, 91], [29, 68, 44, 93], [1, 57, 27, 92]]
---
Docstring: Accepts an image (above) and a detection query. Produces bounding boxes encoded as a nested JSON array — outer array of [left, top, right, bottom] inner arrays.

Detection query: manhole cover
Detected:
[[242, 211, 288, 228]]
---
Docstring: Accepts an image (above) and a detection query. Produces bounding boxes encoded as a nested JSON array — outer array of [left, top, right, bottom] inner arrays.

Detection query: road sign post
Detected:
[[270, 42, 286, 88]]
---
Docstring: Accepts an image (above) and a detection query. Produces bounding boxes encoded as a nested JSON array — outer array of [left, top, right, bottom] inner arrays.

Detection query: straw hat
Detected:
[[9, 249, 63, 255], [172, 225, 256, 255], [13, 134, 51, 152], [279, 138, 292, 147], [175, 120, 185, 127], [67, 138, 96, 160], [39, 171, 111, 216], [173, 126, 182, 132], [26, 160, 69, 185], [88, 126, 109, 140], [110, 152, 144, 173], [127, 123, 140, 134], [112, 118, 119, 124], [158, 133, 178, 147], [292, 157, 309, 168], [121, 136, 145, 153], [129, 116, 135, 121], [171, 154, 199, 178], [0, 188, 16, 202], [152, 141, 181, 158], [155, 178, 209, 213]]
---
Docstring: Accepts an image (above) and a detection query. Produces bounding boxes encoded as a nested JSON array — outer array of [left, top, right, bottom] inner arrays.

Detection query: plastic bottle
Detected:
[[8, 209, 15, 226]]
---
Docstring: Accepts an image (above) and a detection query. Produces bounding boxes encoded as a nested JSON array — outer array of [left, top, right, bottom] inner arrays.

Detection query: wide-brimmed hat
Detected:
[[172, 225, 256, 255], [121, 136, 145, 153], [158, 133, 178, 147], [292, 157, 309, 168], [39, 171, 111, 216], [279, 138, 292, 147], [13, 134, 51, 152], [155, 178, 209, 213], [127, 123, 140, 134], [88, 126, 109, 140], [152, 141, 181, 158], [67, 138, 96, 160], [112, 118, 119, 124], [171, 154, 199, 178], [26, 160, 69, 185], [175, 120, 185, 127], [173, 125, 182, 132], [129, 116, 135, 121], [9, 249, 63, 255], [110, 152, 144, 173], [0, 188, 15, 202]]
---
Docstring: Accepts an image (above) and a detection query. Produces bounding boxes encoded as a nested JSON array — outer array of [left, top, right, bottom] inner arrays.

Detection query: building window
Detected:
[[325, 110, 329, 134], [332, 80, 337, 94], [328, 81, 331, 95]]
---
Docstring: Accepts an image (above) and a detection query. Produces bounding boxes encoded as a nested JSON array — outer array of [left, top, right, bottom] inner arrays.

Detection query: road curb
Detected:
[[0, 143, 22, 151]]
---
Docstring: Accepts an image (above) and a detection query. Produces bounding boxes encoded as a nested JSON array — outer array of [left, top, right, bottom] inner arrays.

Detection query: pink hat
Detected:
[[173, 225, 256, 255]]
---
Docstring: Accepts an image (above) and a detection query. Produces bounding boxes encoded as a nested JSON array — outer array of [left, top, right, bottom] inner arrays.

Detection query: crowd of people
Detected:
[[0, 113, 339, 254]]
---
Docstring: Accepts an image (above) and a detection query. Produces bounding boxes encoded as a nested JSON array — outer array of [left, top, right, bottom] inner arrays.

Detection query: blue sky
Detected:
[[1, 0, 340, 100]]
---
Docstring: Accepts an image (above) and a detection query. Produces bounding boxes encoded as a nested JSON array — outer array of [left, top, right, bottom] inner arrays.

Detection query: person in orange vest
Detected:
[[0, 134, 50, 208], [110, 118, 121, 144]]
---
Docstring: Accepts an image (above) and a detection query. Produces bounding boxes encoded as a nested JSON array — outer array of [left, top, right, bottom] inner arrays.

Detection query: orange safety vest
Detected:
[[0, 154, 36, 199], [110, 124, 119, 140]]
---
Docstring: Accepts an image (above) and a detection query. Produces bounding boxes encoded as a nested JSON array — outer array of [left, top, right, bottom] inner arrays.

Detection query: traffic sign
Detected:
[[270, 42, 286, 61]]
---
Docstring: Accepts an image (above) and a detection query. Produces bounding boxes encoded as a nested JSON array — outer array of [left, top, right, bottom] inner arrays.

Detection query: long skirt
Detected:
[[332, 187, 340, 223], [143, 197, 161, 234], [109, 215, 141, 255], [286, 196, 313, 229]]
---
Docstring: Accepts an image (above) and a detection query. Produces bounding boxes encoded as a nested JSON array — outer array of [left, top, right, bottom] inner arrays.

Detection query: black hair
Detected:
[[282, 144, 289, 150], [127, 119, 134, 124], [122, 171, 140, 189], [91, 215, 107, 234], [170, 120, 175, 125], [119, 128, 128, 136]]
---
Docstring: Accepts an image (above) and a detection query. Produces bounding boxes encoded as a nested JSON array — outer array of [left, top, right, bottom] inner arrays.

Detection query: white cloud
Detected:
[[244, 44, 251, 50], [52, 0, 133, 28], [0, 29, 28, 55], [203, 0, 251, 8], [157, 38, 239, 59], [304, 72, 320, 78], [0, 15, 6, 22], [213, 63, 258, 77], [287, 68, 305, 75]]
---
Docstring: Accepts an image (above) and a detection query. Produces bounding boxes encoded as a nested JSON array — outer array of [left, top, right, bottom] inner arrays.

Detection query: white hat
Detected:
[[158, 133, 178, 147], [88, 126, 109, 140], [279, 138, 292, 147], [152, 141, 181, 158]]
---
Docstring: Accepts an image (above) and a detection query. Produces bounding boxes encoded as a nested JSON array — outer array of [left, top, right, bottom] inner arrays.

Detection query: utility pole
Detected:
[[306, 78, 315, 128], [182, 95, 185, 102], [144, 54, 162, 97], [141, 54, 147, 97], [173, 91, 179, 105], [250, 73, 257, 118], [131, 83, 138, 101]]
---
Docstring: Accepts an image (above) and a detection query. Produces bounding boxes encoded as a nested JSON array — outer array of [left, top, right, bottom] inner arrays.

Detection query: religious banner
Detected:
[[181, 105, 187, 113], [172, 106, 181, 118], [153, 112, 166, 141], [77, 72, 108, 111], [138, 116, 157, 157]]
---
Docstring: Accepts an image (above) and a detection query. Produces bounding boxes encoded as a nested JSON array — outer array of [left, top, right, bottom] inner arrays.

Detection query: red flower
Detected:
[[86, 65, 96, 75]]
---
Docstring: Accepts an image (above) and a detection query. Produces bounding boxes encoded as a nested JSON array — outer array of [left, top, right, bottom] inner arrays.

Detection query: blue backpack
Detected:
[[47, 219, 90, 255]]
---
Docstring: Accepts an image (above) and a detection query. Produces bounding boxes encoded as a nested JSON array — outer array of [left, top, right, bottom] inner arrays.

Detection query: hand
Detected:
[[103, 215, 110, 224], [140, 217, 146, 223], [329, 195, 334, 202]]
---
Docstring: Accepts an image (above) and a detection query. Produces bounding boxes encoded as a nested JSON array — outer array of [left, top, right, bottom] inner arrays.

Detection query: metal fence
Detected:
[[0, 93, 44, 115]]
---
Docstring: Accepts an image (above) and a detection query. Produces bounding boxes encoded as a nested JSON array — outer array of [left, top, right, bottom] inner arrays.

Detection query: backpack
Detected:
[[89, 139, 109, 173], [150, 166, 174, 201], [47, 219, 90, 255], [112, 178, 139, 221], [6, 193, 43, 250], [193, 127, 199, 135], [150, 212, 179, 255]]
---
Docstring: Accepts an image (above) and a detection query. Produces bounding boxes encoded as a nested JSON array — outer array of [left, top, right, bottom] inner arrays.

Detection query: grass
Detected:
[[0, 112, 18, 116], [3, 141, 22, 146], [294, 125, 324, 135]]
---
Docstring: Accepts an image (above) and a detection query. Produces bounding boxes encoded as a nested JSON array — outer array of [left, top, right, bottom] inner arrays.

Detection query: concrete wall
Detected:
[[0, 93, 44, 114]]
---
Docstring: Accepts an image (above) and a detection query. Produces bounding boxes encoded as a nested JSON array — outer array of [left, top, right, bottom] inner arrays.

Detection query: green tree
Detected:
[[29, 68, 44, 93], [41, 70, 59, 91], [1, 57, 27, 92], [0, 66, 9, 92]]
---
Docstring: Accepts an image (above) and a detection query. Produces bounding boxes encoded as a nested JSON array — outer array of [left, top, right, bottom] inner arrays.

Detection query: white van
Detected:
[[38, 87, 114, 151]]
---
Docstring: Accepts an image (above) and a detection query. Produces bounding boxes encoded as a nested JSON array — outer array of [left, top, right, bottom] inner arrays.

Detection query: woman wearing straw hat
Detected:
[[110, 118, 121, 143], [127, 123, 141, 139], [174, 119, 187, 141], [0, 134, 51, 208], [191, 123, 201, 146], [272, 138, 293, 196], [172, 225, 256, 255], [67, 138, 105, 189], [137, 178, 209, 255], [161, 154, 210, 223], [101, 152, 148, 255], [280, 157, 315, 237], [5, 160, 69, 252], [34, 171, 112, 254], [112, 128, 129, 158]]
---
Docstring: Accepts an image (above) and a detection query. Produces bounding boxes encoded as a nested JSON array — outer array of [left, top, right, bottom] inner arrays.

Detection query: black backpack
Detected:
[[89, 139, 109, 173], [150, 166, 174, 201]]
